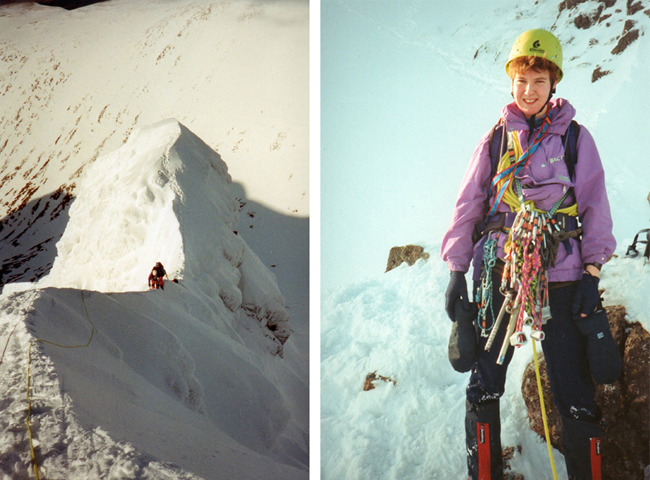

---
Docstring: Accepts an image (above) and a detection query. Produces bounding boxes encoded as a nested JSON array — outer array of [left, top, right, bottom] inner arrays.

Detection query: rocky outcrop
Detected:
[[554, 0, 646, 82], [362, 371, 397, 391], [385, 245, 429, 273], [521, 305, 649, 480]]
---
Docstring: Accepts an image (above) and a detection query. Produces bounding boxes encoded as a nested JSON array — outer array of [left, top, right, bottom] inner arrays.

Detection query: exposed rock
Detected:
[[385, 245, 429, 273], [0, 0, 109, 8], [574, 3, 608, 28], [575, 13, 595, 28], [598, 13, 613, 23], [611, 28, 640, 55], [627, 0, 645, 16], [623, 18, 637, 34], [592, 65, 612, 82], [363, 371, 396, 391], [503, 445, 525, 480], [559, 0, 590, 13], [521, 357, 563, 450], [521, 305, 649, 479]]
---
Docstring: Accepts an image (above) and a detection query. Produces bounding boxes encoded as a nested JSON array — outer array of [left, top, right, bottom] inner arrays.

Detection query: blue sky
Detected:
[[320, 1, 505, 291]]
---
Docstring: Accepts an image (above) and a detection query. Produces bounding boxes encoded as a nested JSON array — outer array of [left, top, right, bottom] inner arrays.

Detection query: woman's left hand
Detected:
[[572, 271, 600, 319]]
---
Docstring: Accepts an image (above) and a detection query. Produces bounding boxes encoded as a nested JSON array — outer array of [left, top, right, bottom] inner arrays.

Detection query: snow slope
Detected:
[[1, 118, 308, 479], [321, 246, 649, 480], [0, 0, 309, 319], [0, 1, 308, 479]]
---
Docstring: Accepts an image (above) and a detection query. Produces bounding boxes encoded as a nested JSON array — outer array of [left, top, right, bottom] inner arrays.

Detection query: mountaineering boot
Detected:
[[561, 414, 603, 480], [466, 399, 503, 480], [575, 309, 622, 385], [448, 301, 479, 373]]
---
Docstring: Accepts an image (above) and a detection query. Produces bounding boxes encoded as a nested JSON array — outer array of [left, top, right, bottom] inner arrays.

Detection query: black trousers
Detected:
[[466, 272, 602, 480], [467, 272, 599, 421]]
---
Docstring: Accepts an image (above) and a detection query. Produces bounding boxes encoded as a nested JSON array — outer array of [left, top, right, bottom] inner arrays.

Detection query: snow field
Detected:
[[321, 240, 649, 480], [0, 283, 307, 479]]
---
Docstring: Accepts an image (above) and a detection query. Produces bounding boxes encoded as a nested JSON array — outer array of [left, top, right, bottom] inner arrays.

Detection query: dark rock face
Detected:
[[0, 0, 108, 10], [385, 245, 429, 273], [521, 305, 649, 480]]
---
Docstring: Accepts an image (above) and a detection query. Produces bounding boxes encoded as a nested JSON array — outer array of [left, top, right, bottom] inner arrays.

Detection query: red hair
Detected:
[[508, 56, 559, 86]]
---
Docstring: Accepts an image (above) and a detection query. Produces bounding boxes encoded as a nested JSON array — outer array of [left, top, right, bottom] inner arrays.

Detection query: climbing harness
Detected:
[[25, 290, 95, 480], [477, 108, 575, 338], [480, 123, 567, 479]]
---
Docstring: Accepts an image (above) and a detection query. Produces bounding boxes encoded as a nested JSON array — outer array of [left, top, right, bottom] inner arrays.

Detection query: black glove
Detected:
[[445, 271, 470, 321], [572, 272, 600, 319]]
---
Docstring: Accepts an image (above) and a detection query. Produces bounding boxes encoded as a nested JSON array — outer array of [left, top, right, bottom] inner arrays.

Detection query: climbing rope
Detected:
[[0, 318, 22, 365], [486, 109, 554, 217], [532, 339, 559, 480], [25, 290, 95, 480]]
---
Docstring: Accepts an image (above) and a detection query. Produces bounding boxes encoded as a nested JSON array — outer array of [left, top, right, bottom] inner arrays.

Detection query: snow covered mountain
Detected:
[[0, 1, 308, 479], [0, 117, 308, 479]]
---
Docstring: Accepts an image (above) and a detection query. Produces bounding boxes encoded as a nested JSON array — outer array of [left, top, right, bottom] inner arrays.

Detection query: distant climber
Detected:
[[148, 262, 168, 290]]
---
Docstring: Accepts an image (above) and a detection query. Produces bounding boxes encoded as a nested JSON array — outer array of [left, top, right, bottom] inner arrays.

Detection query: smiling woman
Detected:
[[506, 29, 563, 121], [442, 27, 616, 480], [511, 67, 555, 119]]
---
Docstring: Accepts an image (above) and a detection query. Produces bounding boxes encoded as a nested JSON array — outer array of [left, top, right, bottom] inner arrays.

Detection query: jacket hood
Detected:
[[502, 97, 576, 135]]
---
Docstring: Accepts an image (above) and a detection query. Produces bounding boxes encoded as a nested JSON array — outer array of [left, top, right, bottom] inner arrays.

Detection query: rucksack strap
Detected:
[[486, 118, 580, 213], [563, 120, 580, 181], [489, 119, 579, 179]]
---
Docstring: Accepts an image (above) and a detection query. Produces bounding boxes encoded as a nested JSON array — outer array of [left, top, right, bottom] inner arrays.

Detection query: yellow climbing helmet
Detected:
[[505, 29, 564, 82]]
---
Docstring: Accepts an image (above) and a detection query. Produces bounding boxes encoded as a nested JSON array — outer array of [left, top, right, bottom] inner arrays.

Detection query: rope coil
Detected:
[[25, 290, 95, 480]]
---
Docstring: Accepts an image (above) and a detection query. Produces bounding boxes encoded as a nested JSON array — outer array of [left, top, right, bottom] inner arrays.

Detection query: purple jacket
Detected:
[[441, 98, 615, 282]]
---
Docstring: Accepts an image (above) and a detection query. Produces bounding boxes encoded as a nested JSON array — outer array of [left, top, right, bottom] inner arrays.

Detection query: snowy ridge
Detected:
[[40, 118, 290, 346], [0, 121, 306, 479], [0, 288, 305, 480]]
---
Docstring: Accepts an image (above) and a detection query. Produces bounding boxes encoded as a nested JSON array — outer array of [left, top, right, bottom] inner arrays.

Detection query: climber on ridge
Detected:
[[148, 262, 168, 290]]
